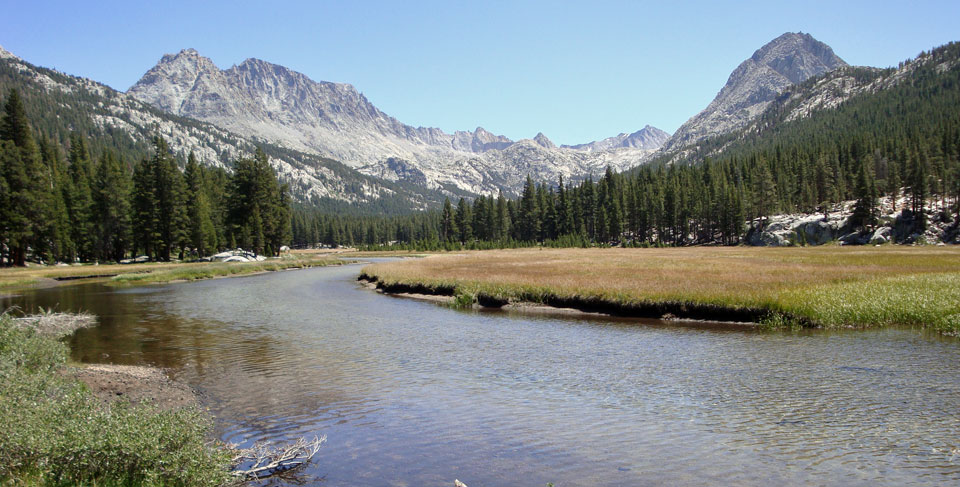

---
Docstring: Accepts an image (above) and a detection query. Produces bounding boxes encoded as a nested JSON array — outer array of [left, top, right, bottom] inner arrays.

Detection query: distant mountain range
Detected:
[[2, 31, 929, 210], [127, 49, 669, 195]]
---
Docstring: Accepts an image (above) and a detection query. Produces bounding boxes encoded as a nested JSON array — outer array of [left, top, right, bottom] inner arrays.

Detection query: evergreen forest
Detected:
[[0, 89, 291, 266]]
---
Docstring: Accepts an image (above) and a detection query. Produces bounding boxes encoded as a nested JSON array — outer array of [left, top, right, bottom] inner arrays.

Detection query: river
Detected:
[[3, 262, 960, 486]]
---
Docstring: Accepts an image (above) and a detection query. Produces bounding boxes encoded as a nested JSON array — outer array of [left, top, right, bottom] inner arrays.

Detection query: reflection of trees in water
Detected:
[[1, 279, 378, 447]]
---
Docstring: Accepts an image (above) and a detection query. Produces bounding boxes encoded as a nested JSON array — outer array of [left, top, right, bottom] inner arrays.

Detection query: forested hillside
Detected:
[[293, 43, 960, 249]]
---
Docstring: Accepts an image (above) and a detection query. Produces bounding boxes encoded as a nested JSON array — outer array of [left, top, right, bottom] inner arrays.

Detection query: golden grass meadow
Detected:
[[361, 246, 960, 331]]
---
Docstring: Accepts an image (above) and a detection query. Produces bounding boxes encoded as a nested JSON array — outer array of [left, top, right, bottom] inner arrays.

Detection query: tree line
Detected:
[[0, 89, 291, 266]]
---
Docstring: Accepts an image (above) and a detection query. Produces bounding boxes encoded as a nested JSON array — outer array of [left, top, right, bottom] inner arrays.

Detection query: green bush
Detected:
[[0, 318, 233, 486]]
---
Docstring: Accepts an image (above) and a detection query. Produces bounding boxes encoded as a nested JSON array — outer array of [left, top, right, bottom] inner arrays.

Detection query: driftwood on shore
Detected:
[[231, 435, 326, 480], [10, 309, 97, 337]]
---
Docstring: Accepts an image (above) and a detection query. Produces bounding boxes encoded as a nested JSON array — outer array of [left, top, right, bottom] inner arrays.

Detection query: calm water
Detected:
[[4, 262, 960, 486]]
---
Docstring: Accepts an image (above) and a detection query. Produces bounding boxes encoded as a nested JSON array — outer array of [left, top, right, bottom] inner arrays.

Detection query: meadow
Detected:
[[361, 246, 960, 332]]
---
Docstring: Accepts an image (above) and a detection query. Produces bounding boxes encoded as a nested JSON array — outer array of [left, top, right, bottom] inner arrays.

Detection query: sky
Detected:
[[2, 0, 959, 146]]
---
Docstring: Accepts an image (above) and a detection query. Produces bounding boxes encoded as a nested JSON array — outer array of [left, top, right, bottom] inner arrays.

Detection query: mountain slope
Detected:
[[661, 32, 846, 153], [660, 41, 960, 167], [0, 45, 457, 214], [128, 49, 667, 194]]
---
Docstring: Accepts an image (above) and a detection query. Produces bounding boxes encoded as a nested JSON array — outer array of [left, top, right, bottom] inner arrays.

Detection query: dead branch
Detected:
[[231, 435, 325, 480], [9, 308, 97, 338]]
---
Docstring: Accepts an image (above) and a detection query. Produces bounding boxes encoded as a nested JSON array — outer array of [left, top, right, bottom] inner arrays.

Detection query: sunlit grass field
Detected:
[[361, 247, 960, 332]]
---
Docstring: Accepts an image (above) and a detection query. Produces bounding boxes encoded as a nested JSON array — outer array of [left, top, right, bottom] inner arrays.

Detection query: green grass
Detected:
[[0, 277, 40, 292], [775, 272, 960, 332], [0, 255, 347, 294], [0, 315, 233, 486], [110, 256, 343, 285]]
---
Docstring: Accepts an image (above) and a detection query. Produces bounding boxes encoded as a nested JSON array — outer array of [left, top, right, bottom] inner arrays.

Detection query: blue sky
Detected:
[[2, 0, 958, 145]]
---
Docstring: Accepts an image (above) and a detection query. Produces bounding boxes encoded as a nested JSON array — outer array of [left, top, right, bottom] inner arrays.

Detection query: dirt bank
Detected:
[[71, 364, 199, 410]]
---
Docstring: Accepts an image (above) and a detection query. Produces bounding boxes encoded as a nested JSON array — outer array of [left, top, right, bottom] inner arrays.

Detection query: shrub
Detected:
[[0, 316, 233, 486]]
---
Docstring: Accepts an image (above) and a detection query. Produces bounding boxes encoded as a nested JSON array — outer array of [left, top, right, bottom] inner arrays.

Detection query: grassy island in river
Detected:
[[0, 254, 344, 293], [360, 247, 960, 332]]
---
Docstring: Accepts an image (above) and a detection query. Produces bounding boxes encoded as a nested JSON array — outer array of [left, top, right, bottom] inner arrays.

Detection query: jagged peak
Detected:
[[749, 32, 846, 82], [154, 48, 219, 73], [533, 132, 555, 149]]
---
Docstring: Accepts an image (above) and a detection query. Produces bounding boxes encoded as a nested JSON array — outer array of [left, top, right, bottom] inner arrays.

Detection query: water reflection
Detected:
[[4, 264, 960, 486]]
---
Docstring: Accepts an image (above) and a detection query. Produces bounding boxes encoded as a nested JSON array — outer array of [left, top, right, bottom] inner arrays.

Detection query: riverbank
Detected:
[[0, 254, 344, 294], [0, 312, 232, 486], [359, 247, 960, 333]]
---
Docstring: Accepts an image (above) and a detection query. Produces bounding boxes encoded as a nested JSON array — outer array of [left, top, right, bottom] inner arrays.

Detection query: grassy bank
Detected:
[[0, 313, 232, 486], [110, 255, 344, 285], [0, 255, 344, 293], [360, 247, 960, 332]]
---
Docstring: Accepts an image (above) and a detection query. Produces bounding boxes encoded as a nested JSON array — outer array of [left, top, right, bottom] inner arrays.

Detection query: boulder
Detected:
[[869, 227, 891, 245], [222, 256, 250, 263], [801, 220, 837, 245], [207, 249, 265, 262]]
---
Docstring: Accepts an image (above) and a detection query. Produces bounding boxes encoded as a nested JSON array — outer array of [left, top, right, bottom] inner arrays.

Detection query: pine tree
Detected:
[[851, 160, 878, 231], [93, 151, 132, 261], [0, 89, 48, 266], [753, 160, 777, 229], [132, 153, 159, 259], [184, 153, 215, 256], [518, 175, 540, 242], [455, 197, 472, 243], [556, 175, 573, 236], [496, 191, 510, 241], [153, 137, 188, 260], [440, 198, 455, 242], [66, 134, 95, 261], [887, 162, 901, 214], [39, 138, 72, 262], [909, 149, 929, 231]]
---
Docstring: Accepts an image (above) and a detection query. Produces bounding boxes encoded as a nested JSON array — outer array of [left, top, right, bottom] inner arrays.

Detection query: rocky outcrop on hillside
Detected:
[[661, 32, 846, 153], [745, 196, 959, 247], [128, 48, 667, 194]]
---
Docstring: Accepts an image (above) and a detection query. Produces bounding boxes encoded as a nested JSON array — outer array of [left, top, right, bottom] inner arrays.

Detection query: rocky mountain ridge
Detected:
[[0, 45, 452, 211], [128, 48, 667, 195], [660, 32, 847, 153]]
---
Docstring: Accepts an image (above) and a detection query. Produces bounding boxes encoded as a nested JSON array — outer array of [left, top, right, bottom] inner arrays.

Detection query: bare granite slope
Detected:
[[129, 49, 667, 194], [661, 32, 846, 153]]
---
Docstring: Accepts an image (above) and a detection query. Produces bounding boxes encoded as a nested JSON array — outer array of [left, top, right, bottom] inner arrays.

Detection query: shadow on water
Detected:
[[4, 264, 960, 486]]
